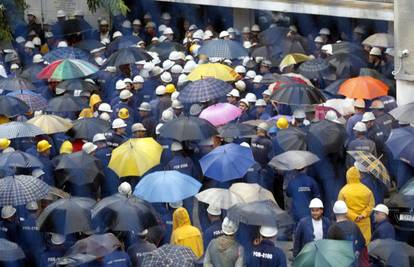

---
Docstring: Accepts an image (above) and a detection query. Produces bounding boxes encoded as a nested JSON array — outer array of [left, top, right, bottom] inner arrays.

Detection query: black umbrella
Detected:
[[0, 95, 29, 117], [20, 64, 46, 83], [148, 42, 186, 60], [298, 58, 336, 80], [106, 35, 142, 55], [275, 127, 307, 152], [46, 94, 87, 112], [102, 47, 152, 67], [271, 83, 326, 105], [0, 238, 25, 262], [75, 39, 106, 52], [218, 123, 256, 138], [69, 118, 111, 140], [258, 26, 290, 46], [368, 239, 414, 267], [307, 119, 346, 154], [0, 77, 35, 91], [0, 150, 43, 168], [323, 78, 346, 96], [58, 79, 99, 92], [331, 41, 366, 59], [159, 116, 218, 142], [387, 178, 414, 208], [66, 233, 121, 258], [227, 200, 293, 227], [269, 150, 320, 171], [327, 53, 367, 79], [37, 197, 96, 235], [55, 151, 102, 186], [92, 196, 158, 232], [280, 37, 309, 55]]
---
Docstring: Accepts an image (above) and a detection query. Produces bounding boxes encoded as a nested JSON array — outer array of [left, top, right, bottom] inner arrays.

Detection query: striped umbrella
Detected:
[[178, 78, 232, 103], [37, 59, 99, 80], [0, 150, 44, 168], [27, 114, 73, 134], [6, 91, 48, 112], [43, 47, 91, 62], [198, 39, 248, 59], [0, 175, 51, 206], [0, 121, 44, 139]]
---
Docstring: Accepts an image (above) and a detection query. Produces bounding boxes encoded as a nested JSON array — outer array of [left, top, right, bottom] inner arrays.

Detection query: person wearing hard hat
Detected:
[[58, 140, 73, 155], [1, 205, 18, 242], [370, 99, 396, 135], [346, 98, 365, 138], [338, 166, 375, 245], [226, 89, 240, 106], [204, 217, 244, 266], [40, 233, 67, 267], [291, 109, 308, 128], [36, 140, 55, 186], [127, 227, 157, 266], [237, 98, 250, 123], [368, 47, 383, 71], [246, 225, 287, 267], [346, 122, 377, 167], [255, 99, 271, 120], [26, 11, 43, 40], [372, 204, 395, 240], [203, 205, 223, 249], [293, 198, 330, 257], [166, 142, 195, 177], [105, 118, 128, 149], [112, 89, 137, 123], [251, 122, 274, 173], [79, 94, 102, 118], [363, 111, 387, 160], [131, 19, 142, 37], [138, 102, 156, 138], [131, 123, 147, 138], [0, 138, 11, 153]]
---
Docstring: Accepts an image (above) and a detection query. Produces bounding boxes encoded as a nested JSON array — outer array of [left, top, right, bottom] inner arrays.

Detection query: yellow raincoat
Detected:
[[170, 207, 204, 258], [338, 166, 375, 244], [79, 94, 102, 118]]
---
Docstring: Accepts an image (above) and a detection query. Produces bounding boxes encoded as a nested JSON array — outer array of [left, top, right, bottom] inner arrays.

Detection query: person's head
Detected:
[[260, 60, 272, 74], [99, 19, 109, 33], [346, 166, 361, 184], [138, 102, 151, 118], [222, 217, 238, 236], [132, 75, 144, 90], [51, 233, 66, 246], [27, 12, 37, 24], [293, 109, 306, 125], [353, 121, 367, 137], [112, 118, 127, 135], [373, 204, 389, 223], [226, 89, 240, 105], [257, 122, 269, 136], [314, 36, 325, 50], [207, 205, 221, 222], [171, 100, 184, 117], [1, 205, 16, 221], [92, 133, 107, 148], [74, 9, 84, 19], [361, 112, 375, 129], [259, 226, 278, 241], [56, 10, 66, 22], [353, 99, 366, 113], [262, 90, 271, 103], [132, 19, 142, 33], [37, 140, 52, 155], [82, 142, 97, 155], [238, 99, 249, 112], [309, 198, 324, 220], [369, 47, 382, 64], [119, 90, 133, 104], [59, 140, 73, 154], [276, 117, 289, 130], [118, 182, 132, 196], [0, 138, 11, 151], [255, 99, 267, 114], [131, 123, 147, 138], [370, 100, 385, 115], [333, 200, 348, 220]]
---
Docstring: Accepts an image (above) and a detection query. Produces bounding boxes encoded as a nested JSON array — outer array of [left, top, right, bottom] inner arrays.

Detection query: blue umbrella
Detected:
[[0, 239, 25, 262], [106, 35, 142, 55], [386, 127, 414, 165], [7, 90, 48, 112], [43, 47, 91, 62], [102, 47, 152, 67], [178, 78, 232, 103], [199, 143, 255, 181], [0, 121, 44, 139], [0, 77, 35, 91], [134, 170, 202, 203], [0, 95, 29, 117], [198, 39, 248, 59], [75, 39, 106, 52], [0, 150, 43, 168]]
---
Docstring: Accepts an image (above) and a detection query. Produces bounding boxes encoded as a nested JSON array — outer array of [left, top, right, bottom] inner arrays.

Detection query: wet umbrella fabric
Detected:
[[37, 197, 96, 235], [187, 63, 241, 82], [20, 64, 45, 83], [271, 83, 325, 105], [6, 90, 48, 112], [195, 188, 245, 209], [106, 35, 142, 54], [75, 39, 106, 52], [229, 183, 277, 203], [159, 116, 218, 142], [198, 39, 248, 59], [102, 47, 152, 67], [177, 78, 232, 103], [389, 103, 414, 124], [217, 123, 256, 138], [0, 121, 44, 139], [363, 33, 394, 48], [368, 239, 414, 267], [275, 127, 307, 152], [0, 239, 25, 262], [323, 79, 346, 96], [327, 53, 367, 79], [70, 118, 111, 140], [27, 114, 73, 134], [0, 150, 43, 168], [387, 178, 414, 208], [269, 150, 319, 171], [134, 170, 201, 203], [385, 127, 414, 162], [37, 59, 99, 81], [339, 76, 388, 100], [58, 79, 99, 91], [46, 94, 87, 112], [298, 58, 335, 80], [43, 47, 90, 62], [199, 103, 242, 127], [307, 119, 346, 154], [66, 233, 121, 258], [142, 244, 196, 267], [0, 95, 29, 117], [0, 77, 35, 91]]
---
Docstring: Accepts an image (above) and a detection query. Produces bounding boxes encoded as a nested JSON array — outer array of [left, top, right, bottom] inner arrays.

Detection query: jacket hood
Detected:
[[346, 166, 361, 184], [172, 207, 191, 230]]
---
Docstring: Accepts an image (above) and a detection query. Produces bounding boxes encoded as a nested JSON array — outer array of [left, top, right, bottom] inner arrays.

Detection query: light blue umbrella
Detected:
[[199, 143, 255, 182], [133, 171, 202, 203]]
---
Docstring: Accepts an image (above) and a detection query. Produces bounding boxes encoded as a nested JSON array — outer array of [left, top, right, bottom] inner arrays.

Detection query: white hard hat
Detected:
[[104, 66, 116, 73], [74, 9, 83, 16], [354, 161, 368, 173], [92, 133, 106, 143], [112, 118, 127, 129], [255, 99, 267, 107], [361, 112, 375, 122], [161, 12, 172, 20], [133, 75, 144, 83], [55, 87, 66, 95], [385, 48, 394, 57], [155, 85, 166, 96], [118, 182, 132, 196], [56, 10, 66, 17], [325, 110, 338, 121], [171, 141, 183, 152], [26, 201, 39, 211], [115, 80, 127, 90], [240, 142, 250, 148], [370, 47, 382, 56], [178, 74, 188, 86], [222, 217, 238, 235], [251, 24, 261, 32], [155, 123, 163, 135], [169, 51, 181, 61], [314, 36, 324, 43], [245, 93, 257, 103], [353, 121, 367, 132], [172, 100, 184, 109], [260, 226, 278, 238], [131, 123, 146, 132], [57, 40, 68, 47], [98, 103, 113, 113], [169, 201, 183, 209], [51, 233, 66, 245], [32, 37, 41, 46], [321, 44, 333, 55], [207, 205, 222, 216], [185, 55, 194, 61], [293, 109, 306, 119], [253, 75, 263, 83], [192, 29, 204, 40], [219, 31, 230, 38], [163, 27, 174, 35], [112, 31, 123, 39], [122, 20, 131, 28], [132, 19, 142, 26], [162, 60, 175, 71], [171, 64, 183, 74], [235, 65, 246, 74], [373, 204, 389, 215], [161, 72, 172, 83], [319, 28, 330, 35], [262, 89, 271, 96], [203, 30, 213, 40], [25, 41, 35, 49], [333, 200, 348, 214], [15, 36, 26, 43], [123, 78, 133, 84], [242, 26, 250, 33], [183, 61, 197, 74], [246, 70, 256, 79], [161, 110, 174, 122], [82, 142, 97, 154], [235, 80, 246, 92], [257, 122, 270, 132], [158, 25, 167, 34], [243, 41, 252, 49], [189, 24, 198, 31], [226, 89, 240, 98], [171, 91, 180, 101], [239, 98, 249, 107], [10, 63, 19, 70], [1, 205, 16, 219], [309, 198, 324, 208], [120, 89, 133, 100], [100, 112, 111, 121], [100, 19, 109, 26], [138, 102, 151, 112]]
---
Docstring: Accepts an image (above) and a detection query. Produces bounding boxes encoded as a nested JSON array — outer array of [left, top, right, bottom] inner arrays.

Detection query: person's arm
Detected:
[[277, 249, 288, 267], [235, 245, 246, 267], [203, 242, 213, 267], [311, 178, 320, 198], [293, 221, 303, 257]]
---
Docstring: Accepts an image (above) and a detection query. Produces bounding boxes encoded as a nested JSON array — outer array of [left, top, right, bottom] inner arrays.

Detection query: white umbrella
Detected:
[[195, 188, 244, 209]]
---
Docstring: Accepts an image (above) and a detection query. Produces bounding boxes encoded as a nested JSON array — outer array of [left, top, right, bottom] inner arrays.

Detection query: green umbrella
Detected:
[[293, 239, 355, 267]]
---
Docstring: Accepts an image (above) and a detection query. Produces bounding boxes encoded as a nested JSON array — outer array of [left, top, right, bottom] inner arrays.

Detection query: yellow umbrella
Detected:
[[108, 138, 162, 177], [279, 53, 311, 71], [187, 63, 241, 82], [27, 114, 73, 134]]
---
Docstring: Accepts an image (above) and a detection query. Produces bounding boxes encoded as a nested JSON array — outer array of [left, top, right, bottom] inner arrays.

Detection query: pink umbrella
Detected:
[[199, 103, 242, 126]]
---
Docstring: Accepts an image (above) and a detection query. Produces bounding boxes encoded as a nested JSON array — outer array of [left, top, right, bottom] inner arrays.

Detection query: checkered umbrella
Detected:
[[347, 151, 391, 187], [298, 58, 335, 80], [0, 121, 44, 139], [178, 78, 232, 103], [142, 244, 196, 267], [43, 47, 91, 62], [0, 239, 25, 262], [0, 175, 51, 206], [198, 39, 248, 59], [7, 91, 48, 112]]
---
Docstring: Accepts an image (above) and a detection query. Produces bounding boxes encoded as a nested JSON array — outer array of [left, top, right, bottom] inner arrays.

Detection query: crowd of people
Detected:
[[0, 6, 412, 267]]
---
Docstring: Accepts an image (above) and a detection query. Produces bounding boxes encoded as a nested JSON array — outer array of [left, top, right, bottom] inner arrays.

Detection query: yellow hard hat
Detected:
[[37, 140, 52, 153], [59, 140, 73, 154], [0, 138, 11, 150], [89, 94, 102, 108], [276, 117, 289, 129], [165, 83, 176, 94], [0, 115, 10, 125], [118, 108, 130, 119]]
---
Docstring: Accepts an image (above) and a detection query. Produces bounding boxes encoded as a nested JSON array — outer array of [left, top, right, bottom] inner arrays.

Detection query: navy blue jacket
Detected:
[[372, 219, 395, 241], [165, 152, 195, 177], [251, 136, 274, 166], [246, 239, 287, 267], [95, 147, 119, 198], [127, 238, 157, 266], [203, 219, 223, 249], [102, 251, 132, 267], [293, 216, 330, 256]]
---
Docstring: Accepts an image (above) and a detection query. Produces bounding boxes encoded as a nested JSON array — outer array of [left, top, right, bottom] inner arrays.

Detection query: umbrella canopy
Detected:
[[323, 78, 346, 97], [109, 138, 162, 177], [177, 78, 232, 103], [187, 63, 241, 82], [27, 114, 73, 134], [307, 119, 347, 154], [271, 83, 326, 105], [0, 121, 44, 139], [66, 233, 121, 258], [258, 26, 290, 46], [106, 35, 142, 54], [159, 116, 218, 142], [195, 188, 245, 209], [321, 98, 355, 117], [389, 103, 414, 124], [347, 151, 391, 187], [200, 143, 255, 181], [387, 178, 414, 208], [199, 103, 242, 127], [20, 63, 46, 83], [339, 76, 388, 99], [6, 90, 48, 112], [70, 118, 111, 140], [55, 151, 102, 186], [327, 53, 367, 79], [0, 175, 51, 206], [229, 183, 276, 203], [133, 170, 202, 203], [92, 196, 158, 232], [294, 240, 355, 267], [385, 127, 414, 166], [368, 239, 414, 267], [269, 150, 319, 171], [198, 39, 248, 59], [43, 47, 91, 62], [279, 53, 311, 71], [363, 33, 394, 48], [298, 58, 336, 80], [217, 123, 256, 138], [37, 197, 96, 235], [0, 77, 35, 91], [46, 94, 88, 112], [102, 47, 152, 67], [227, 200, 293, 227], [58, 79, 99, 91], [0, 239, 25, 262], [75, 39, 106, 52], [142, 244, 196, 267], [37, 59, 99, 80], [0, 95, 29, 117], [148, 42, 186, 60], [275, 127, 307, 152], [0, 150, 43, 168], [332, 41, 366, 58]]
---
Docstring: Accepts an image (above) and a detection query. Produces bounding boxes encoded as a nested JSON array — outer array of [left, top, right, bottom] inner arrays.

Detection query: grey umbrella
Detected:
[[0, 121, 44, 139], [66, 233, 121, 258], [368, 239, 414, 267], [269, 150, 320, 171], [142, 244, 196, 267], [0, 238, 25, 262], [0, 150, 43, 168], [389, 102, 414, 124]]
